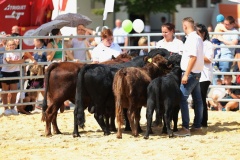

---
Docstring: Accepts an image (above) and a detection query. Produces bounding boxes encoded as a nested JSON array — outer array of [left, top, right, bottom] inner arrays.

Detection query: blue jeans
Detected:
[[180, 72, 203, 129]]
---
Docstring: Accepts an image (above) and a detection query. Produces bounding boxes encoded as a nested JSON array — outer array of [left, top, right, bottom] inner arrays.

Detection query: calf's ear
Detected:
[[112, 55, 116, 60], [143, 56, 150, 63]]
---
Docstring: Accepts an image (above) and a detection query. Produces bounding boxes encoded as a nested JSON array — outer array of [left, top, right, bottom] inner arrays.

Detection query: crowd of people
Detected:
[[0, 15, 239, 137]]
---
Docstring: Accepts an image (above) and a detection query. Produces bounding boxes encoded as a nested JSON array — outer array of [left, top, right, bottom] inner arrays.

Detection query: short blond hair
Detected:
[[138, 37, 148, 46]]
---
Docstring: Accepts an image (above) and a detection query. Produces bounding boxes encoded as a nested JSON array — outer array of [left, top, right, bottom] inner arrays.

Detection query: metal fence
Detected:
[[0, 32, 240, 108]]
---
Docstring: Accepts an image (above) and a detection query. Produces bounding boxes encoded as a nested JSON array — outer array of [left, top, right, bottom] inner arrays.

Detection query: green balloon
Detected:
[[122, 19, 133, 33]]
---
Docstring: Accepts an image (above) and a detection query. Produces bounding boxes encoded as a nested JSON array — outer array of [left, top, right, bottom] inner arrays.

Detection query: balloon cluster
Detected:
[[122, 19, 144, 33]]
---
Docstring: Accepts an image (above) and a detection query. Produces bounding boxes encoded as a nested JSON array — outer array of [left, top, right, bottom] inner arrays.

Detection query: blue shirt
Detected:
[[33, 46, 47, 62]]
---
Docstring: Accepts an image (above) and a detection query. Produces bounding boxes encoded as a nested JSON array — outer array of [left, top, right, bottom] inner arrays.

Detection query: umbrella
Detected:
[[31, 20, 70, 36], [54, 13, 92, 27]]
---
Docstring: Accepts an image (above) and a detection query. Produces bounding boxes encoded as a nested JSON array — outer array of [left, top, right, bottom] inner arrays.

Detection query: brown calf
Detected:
[[113, 54, 169, 139]]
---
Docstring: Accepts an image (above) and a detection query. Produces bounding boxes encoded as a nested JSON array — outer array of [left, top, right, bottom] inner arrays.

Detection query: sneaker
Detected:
[[190, 127, 206, 135], [11, 109, 19, 115], [173, 127, 191, 137], [3, 109, 12, 116]]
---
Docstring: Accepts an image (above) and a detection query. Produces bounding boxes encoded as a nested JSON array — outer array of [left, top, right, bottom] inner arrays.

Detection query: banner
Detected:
[[103, 0, 115, 20]]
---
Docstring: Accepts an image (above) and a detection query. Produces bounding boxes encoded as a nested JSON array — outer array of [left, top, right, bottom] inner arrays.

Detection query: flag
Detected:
[[58, 0, 68, 11], [103, 0, 115, 20]]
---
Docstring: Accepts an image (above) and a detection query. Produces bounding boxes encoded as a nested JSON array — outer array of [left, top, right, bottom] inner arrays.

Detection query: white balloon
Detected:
[[133, 19, 144, 33]]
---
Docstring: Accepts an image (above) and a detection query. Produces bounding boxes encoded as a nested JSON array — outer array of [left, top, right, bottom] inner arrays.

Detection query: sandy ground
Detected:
[[0, 108, 239, 160]]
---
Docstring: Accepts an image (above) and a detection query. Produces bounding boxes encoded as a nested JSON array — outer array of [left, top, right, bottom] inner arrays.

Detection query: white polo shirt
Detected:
[[180, 31, 204, 73], [156, 37, 183, 54], [200, 40, 214, 82], [91, 42, 122, 63]]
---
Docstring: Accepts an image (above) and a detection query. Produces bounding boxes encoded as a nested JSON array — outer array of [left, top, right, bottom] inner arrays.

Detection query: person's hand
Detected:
[[78, 25, 85, 30], [181, 74, 188, 84], [33, 59, 37, 65]]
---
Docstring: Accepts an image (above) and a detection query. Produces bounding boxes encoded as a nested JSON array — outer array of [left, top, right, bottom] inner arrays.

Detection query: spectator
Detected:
[[129, 37, 150, 57], [155, 23, 183, 54], [212, 14, 228, 72], [207, 24, 213, 40], [1, 39, 24, 115], [209, 75, 240, 111], [27, 38, 47, 106], [16, 91, 38, 115], [91, 29, 122, 63], [195, 23, 214, 127], [47, 29, 74, 62], [216, 16, 238, 84], [174, 17, 204, 137], [11, 25, 19, 34], [113, 19, 128, 52], [68, 25, 94, 61]]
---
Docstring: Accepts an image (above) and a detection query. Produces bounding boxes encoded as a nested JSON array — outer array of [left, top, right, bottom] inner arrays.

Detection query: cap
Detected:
[[216, 14, 224, 23]]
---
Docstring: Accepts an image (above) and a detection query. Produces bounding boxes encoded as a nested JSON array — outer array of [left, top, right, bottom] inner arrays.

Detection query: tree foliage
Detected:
[[93, 0, 189, 23]]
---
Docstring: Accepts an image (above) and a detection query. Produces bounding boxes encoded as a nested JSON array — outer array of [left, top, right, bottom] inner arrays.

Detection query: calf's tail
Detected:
[[113, 70, 126, 126], [75, 64, 89, 128], [41, 63, 58, 122]]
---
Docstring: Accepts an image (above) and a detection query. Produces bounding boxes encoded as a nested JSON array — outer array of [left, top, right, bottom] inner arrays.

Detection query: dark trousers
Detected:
[[200, 81, 211, 127]]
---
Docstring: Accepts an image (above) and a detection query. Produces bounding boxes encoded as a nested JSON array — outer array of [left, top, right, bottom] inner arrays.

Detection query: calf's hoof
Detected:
[[143, 135, 149, 139], [45, 133, 53, 137], [72, 133, 80, 138], [53, 130, 62, 134], [116, 135, 122, 139], [104, 131, 111, 136], [168, 132, 174, 138]]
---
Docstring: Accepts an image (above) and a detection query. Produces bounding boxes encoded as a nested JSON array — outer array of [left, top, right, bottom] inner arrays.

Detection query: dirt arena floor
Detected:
[[0, 108, 239, 160]]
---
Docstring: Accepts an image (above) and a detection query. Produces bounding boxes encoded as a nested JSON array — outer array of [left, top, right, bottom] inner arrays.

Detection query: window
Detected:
[[181, 0, 192, 8], [210, 0, 221, 7], [197, 0, 207, 8]]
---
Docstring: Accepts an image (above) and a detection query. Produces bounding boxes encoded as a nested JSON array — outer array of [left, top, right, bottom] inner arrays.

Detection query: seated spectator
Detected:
[[211, 14, 228, 70], [16, 91, 38, 115], [47, 29, 74, 62], [129, 37, 149, 57], [208, 75, 240, 111]]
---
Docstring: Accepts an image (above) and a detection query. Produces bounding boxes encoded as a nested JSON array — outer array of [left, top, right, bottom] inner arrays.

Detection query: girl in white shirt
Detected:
[[196, 23, 214, 127], [91, 29, 122, 63], [156, 23, 183, 54], [1, 39, 24, 115]]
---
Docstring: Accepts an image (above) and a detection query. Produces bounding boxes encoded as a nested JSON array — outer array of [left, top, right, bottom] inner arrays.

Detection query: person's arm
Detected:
[[24, 52, 37, 64], [64, 44, 75, 61], [218, 35, 238, 45], [5, 57, 24, 64], [46, 42, 57, 61], [123, 37, 128, 52], [79, 25, 95, 35], [181, 56, 197, 84]]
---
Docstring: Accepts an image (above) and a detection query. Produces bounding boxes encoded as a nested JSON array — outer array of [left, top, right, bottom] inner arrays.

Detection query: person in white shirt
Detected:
[[91, 29, 122, 63], [174, 17, 204, 137], [195, 23, 214, 127], [1, 39, 24, 115], [113, 19, 128, 52], [156, 23, 183, 54]]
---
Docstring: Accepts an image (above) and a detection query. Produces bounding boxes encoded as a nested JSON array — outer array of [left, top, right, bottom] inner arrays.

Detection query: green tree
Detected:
[[93, 0, 189, 24]]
